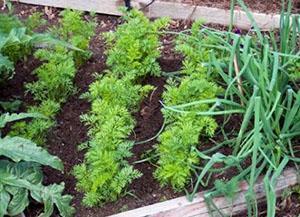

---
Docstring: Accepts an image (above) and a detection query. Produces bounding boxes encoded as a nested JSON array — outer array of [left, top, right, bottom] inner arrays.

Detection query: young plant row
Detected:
[[155, 21, 223, 190], [10, 10, 95, 145], [74, 9, 169, 207], [0, 10, 95, 217]]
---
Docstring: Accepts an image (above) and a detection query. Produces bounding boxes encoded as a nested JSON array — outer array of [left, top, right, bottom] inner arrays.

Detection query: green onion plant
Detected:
[[162, 0, 300, 216]]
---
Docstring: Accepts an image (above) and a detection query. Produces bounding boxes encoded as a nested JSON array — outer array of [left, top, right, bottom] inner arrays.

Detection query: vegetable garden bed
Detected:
[[0, 1, 300, 217]]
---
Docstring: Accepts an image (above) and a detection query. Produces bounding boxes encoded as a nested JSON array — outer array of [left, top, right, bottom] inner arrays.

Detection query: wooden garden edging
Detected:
[[110, 168, 298, 217], [12, 0, 282, 30]]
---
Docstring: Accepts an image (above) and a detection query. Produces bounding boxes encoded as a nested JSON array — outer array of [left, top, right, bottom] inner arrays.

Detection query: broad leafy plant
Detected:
[[0, 113, 74, 217], [0, 13, 33, 82], [0, 12, 70, 83]]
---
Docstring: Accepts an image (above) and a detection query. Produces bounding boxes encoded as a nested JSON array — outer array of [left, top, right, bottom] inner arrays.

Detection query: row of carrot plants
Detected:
[[0, 10, 95, 217], [74, 9, 169, 206], [10, 10, 95, 145], [155, 21, 223, 190]]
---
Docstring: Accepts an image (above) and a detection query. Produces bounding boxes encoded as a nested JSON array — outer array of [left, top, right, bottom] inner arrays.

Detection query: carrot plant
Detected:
[[26, 48, 76, 103], [175, 20, 226, 78], [10, 10, 95, 145], [51, 9, 96, 66], [155, 61, 222, 190], [104, 8, 168, 80], [154, 19, 227, 190], [25, 12, 46, 32], [74, 9, 167, 207], [10, 100, 60, 144], [74, 75, 152, 206], [162, 1, 300, 216]]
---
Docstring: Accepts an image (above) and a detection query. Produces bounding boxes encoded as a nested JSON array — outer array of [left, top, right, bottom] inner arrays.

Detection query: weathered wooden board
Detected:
[[12, 0, 124, 15], [12, 0, 282, 29], [110, 168, 298, 217], [147, 1, 281, 30]]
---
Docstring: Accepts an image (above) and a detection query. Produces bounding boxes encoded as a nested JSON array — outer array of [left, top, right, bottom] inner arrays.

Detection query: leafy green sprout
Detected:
[[74, 8, 168, 207]]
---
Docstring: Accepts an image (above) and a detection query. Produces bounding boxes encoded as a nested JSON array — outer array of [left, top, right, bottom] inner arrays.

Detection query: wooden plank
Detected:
[[12, 0, 282, 29], [12, 0, 124, 15], [147, 1, 281, 30], [110, 168, 298, 217]]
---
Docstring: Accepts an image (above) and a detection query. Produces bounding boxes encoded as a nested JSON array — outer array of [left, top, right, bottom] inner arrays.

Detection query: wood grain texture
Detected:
[[12, 0, 123, 15], [110, 168, 298, 217], [147, 1, 281, 30], [12, 0, 282, 29]]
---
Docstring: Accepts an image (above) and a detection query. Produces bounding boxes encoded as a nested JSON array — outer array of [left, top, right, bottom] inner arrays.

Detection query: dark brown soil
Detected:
[[0, 57, 40, 112], [274, 194, 300, 217]]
